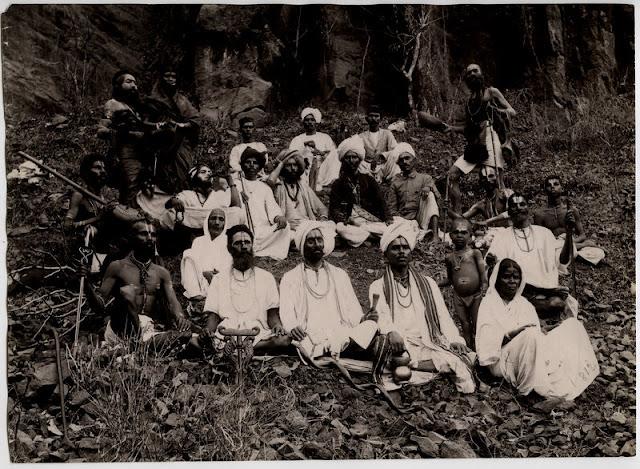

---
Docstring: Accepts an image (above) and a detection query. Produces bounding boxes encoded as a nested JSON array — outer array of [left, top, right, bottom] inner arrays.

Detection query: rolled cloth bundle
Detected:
[[294, 220, 337, 257], [337, 135, 366, 161], [301, 107, 322, 123], [417, 111, 448, 132], [380, 221, 418, 252]]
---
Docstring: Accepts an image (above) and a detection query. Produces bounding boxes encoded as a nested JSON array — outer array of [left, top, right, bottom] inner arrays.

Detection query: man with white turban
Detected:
[[280, 220, 379, 358], [329, 136, 393, 247], [266, 149, 330, 230], [368, 222, 476, 394], [358, 104, 400, 184], [387, 142, 441, 242], [289, 107, 340, 191]]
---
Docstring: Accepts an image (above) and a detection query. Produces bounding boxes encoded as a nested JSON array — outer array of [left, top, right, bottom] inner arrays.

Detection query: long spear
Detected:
[[18, 151, 106, 205], [73, 229, 93, 355], [239, 172, 255, 234]]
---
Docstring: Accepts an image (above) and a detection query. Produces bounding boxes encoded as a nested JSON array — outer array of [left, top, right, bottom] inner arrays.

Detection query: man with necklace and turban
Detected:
[[289, 107, 340, 191], [279, 221, 379, 359], [368, 222, 476, 394]]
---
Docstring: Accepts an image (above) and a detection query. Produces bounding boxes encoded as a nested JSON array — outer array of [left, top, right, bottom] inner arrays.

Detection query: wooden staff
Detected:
[[239, 173, 255, 234], [73, 229, 93, 354], [50, 326, 69, 442], [18, 151, 106, 205], [566, 198, 578, 297]]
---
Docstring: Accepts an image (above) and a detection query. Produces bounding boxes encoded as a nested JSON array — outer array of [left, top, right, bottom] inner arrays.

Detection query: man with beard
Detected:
[[238, 147, 291, 259], [386, 143, 441, 242], [266, 149, 330, 231], [486, 193, 575, 317], [455, 166, 513, 227], [329, 136, 393, 247], [145, 67, 201, 194], [358, 104, 399, 185], [64, 153, 121, 273], [279, 221, 379, 359], [289, 107, 340, 191], [445, 64, 516, 213], [368, 222, 476, 394], [229, 117, 269, 179], [203, 224, 290, 352], [82, 217, 194, 347], [97, 70, 148, 205], [533, 176, 606, 267]]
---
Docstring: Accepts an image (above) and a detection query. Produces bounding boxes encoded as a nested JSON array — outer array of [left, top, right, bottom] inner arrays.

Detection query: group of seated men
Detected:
[[63, 63, 604, 401]]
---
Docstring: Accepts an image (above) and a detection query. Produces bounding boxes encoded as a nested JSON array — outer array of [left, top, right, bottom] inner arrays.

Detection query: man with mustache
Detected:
[[486, 192, 575, 317], [82, 217, 194, 348], [454, 165, 513, 228], [237, 147, 291, 259], [229, 116, 269, 180], [203, 224, 290, 353], [145, 66, 201, 194], [266, 149, 329, 231], [368, 222, 476, 394], [97, 70, 148, 205], [386, 142, 441, 242], [444, 64, 516, 213], [358, 104, 399, 185], [279, 221, 379, 359], [533, 175, 606, 266]]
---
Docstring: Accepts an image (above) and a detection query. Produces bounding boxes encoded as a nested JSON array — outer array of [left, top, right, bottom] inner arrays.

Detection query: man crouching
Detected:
[[83, 217, 194, 349], [279, 221, 379, 359], [203, 224, 290, 353]]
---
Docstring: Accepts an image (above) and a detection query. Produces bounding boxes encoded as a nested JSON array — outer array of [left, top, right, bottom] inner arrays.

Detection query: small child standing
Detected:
[[438, 218, 488, 349]]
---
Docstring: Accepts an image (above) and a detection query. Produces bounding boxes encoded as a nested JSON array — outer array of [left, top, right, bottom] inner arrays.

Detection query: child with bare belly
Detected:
[[438, 218, 488, 348]]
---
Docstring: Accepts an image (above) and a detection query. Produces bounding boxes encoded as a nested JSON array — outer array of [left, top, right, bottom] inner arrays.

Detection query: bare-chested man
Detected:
[[445, 64, 516, 213], [533, 175, 606, 265], [83, 217, 193, 347]]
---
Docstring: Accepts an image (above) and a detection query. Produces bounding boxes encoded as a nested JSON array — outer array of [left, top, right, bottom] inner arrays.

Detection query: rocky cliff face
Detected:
[[1, 4, 634, 122]]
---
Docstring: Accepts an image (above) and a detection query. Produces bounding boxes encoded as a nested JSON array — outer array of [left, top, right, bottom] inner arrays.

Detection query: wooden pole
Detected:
[[18, 151, 106, 205]]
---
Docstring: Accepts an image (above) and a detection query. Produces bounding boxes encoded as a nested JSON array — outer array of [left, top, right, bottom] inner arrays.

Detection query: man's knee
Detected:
[[447, 165, 462, 181]]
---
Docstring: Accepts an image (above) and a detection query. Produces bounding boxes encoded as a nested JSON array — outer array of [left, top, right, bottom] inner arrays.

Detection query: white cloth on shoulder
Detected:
[[454, 123, 504, 174], [475, 258, 599, 399], [104, 314, 163, 345], [289, 132, 339, 190]]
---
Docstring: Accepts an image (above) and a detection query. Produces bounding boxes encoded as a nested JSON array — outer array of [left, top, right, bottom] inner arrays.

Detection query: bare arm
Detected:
[[437, 257, 452, 288], [267, 307, 284, 329], [473, 249, 488, 294], [571, 207, 587, 244], [63, 192, 83, 230], [206, 312, 223, 332], [490, 87, 516, 117], [84, 261, 120, 315], [160, 267, 185, 325], [227, 174, 241, 208], [266, 160, 285, 188], [462, 202, 483, 220]]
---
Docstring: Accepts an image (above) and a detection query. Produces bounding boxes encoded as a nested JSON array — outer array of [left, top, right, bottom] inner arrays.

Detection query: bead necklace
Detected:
[[393, 273, 413, 308], [285, 182, 300, 207], [512, 226, 534, 253], [128, 252, 152, 313]]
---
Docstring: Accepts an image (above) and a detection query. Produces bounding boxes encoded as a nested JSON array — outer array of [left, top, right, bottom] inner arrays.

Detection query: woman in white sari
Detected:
[[180, 207, 243, 300], [476, 258, 599, 400]]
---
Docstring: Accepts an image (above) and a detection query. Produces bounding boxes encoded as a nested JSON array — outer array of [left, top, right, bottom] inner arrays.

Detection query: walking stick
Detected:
[[443, 173, 450, 237], [239, 173, 255, 234], [50, 326, 71, 445], [18, 151, 107, 205], [566, 199, 578, 298], [74, 228, 93, 354]]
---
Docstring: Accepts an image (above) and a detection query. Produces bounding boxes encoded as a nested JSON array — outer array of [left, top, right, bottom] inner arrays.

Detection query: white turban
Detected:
[[294, 220, 336, 257], [380, 221, 418, 253], [388, 142, 416, 161], [301, 107, 322, 123], [337, 135, 366, 161]]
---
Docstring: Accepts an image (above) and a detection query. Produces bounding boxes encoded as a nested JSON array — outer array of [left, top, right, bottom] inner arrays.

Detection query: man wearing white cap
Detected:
[[329, 136, 393, 247], [289, 107, 340, 191], [368, 222, 476, 394], [280, 220, 379, 359], [387, 142, 441, 241]]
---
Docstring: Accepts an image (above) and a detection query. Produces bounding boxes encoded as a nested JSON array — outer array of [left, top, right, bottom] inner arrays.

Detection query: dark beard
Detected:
[[119, 88, 140, 106], [232, 252, 255, 272], [282, 168, 302, 183], [304, 249, 324, 264], [466, 75, 484, 91]]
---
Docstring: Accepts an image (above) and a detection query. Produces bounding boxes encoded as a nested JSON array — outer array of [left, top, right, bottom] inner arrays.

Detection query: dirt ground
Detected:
[[4, 91, 636, 460]]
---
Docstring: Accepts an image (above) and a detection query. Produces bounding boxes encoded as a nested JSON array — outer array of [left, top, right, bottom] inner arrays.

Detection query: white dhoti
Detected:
[[296, 320, 378, 359], [136, 189, 175, 229], [254, 224, 291, 259], [335, 205, 388, 247], [104, 314, 163, 345], [554, 233, 606, 270], [454, 124, 505, 174]]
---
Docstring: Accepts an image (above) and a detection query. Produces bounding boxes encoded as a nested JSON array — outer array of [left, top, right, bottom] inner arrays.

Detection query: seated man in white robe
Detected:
[[358, 104, 399, 185], [476, 258, 599, 401], [533, 175, 606, 266], [280, 221, 379, 359], [289, 107, 340, 191], [180, 207, 244, 302], [203, 224, 290, 352], [487, 192, 575, 317], [229, 116, 269, 180], [368, 222, 476, 394], [238, 147, 291, 259], [266, 149, 330, 231]]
